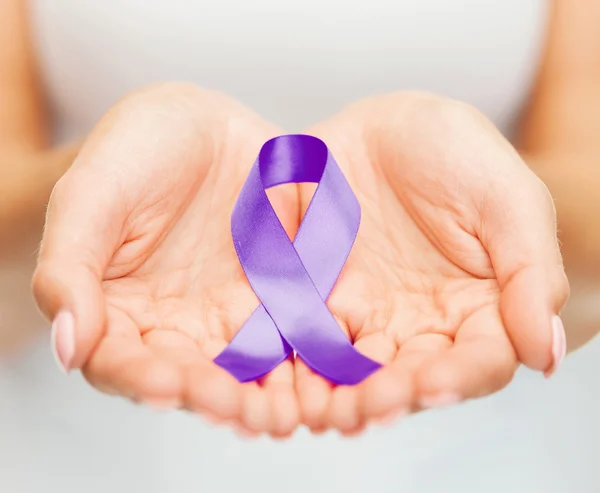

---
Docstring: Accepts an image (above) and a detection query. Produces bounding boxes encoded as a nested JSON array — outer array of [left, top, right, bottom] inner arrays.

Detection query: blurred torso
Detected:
[[34, 0, 544, 137], [2, 1, 598, 492]]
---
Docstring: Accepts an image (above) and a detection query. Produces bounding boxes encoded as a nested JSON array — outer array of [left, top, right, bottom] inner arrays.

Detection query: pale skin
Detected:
[[0, 0, 598, 438]]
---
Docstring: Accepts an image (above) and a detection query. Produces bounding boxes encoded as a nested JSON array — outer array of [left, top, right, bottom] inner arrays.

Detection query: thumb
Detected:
[[481, 165, 570, 376], [32, 167, 126, 372]]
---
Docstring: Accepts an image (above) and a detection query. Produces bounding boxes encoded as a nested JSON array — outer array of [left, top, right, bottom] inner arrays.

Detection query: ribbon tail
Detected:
[[214, 305, 292, 382]]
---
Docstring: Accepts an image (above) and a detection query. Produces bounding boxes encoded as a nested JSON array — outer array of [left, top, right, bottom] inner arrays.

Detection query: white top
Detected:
[[1, 1, 599, 492]]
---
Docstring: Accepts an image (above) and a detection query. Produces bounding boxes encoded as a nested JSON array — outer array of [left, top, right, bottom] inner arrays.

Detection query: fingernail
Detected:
[[545, 315, 566, 378], [51, 310, 75, 374], [145, 397, 181, 411], [419, 392, 461, 409]]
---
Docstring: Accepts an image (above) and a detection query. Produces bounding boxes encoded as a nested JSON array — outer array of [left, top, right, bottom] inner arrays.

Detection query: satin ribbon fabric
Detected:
[[214, 134, 381, 385]]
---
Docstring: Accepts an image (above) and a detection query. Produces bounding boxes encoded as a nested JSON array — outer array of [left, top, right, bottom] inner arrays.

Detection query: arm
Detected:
[[518, 0, 600, 271], [0, 0, 76, 351], [0, 0, 76, 240], [517, 0, 600, 348]]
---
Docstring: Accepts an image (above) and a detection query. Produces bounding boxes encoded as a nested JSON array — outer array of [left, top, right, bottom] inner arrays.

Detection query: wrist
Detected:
[[0, 145, 78, 249], [527, 151, 600, 277]]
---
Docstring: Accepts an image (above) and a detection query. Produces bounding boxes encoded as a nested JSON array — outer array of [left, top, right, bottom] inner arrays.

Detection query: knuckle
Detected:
[[385, 94, 497, 159], [555, 267, 571, 307], [435, 98, 483, 126], [30, 262, 56, 315], [529, 172, 554, 204], [30, 267, 44, 299], [117, 81, 202, 108], [411, 94, 486, 132], [98, 82, 205, 135], [48, 174, 70, 206]]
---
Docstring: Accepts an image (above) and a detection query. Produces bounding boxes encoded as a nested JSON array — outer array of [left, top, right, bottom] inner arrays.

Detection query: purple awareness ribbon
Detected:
[[214, 134, 381, 385]]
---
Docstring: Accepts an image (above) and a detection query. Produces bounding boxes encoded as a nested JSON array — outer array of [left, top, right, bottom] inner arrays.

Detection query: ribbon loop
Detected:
[[214, 134, 381, 385]]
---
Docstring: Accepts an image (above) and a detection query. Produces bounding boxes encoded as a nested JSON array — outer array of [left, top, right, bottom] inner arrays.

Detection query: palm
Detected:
[[81, 93, 300, 436], [296, 96, 520, 433], [38, 88, 566, 439]]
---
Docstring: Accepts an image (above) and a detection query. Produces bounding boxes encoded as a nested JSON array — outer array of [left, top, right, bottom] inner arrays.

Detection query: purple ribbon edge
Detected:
[[214, 134, 382, 385]]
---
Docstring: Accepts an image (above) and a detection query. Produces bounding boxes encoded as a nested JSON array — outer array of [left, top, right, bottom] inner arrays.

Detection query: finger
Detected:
[[32, 84, 219, 373], [328, 332, 395, 434], [239, 383, 270, 435], [328, 386, 361, 436], [480, 164, 570, 374], [185, 354, 244, 422], [295, 357, 333, 433], [232, 423, 262, 440], [259, 356, 299, 438], [358, 333, 452, 422], [415, 305, 518, 407], [83, 326, 185, 409], [180, 336, 245, 426], [144, 328, 246, 427], [32, 163, 128, 372]]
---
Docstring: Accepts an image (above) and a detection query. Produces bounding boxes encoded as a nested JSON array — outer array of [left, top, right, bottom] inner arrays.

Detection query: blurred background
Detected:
[[1, 1, 599, 492]]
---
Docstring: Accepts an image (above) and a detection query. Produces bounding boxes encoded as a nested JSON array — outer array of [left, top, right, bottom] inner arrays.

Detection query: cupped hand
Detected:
[[295, 93, 570, 434], [33, 87, 570, 439], [32, 83, 301, 438]]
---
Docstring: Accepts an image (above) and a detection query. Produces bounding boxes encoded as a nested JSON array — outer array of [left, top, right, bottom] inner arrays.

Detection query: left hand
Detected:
[[32, 84, 301, 438], [295, 92, 570, 435]]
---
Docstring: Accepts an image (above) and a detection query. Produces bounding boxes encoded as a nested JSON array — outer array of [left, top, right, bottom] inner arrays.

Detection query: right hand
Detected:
[[295, 93, 569, 434], [33, 83, 301, 438]]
